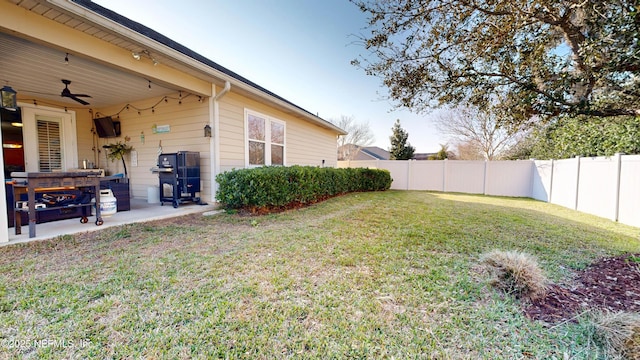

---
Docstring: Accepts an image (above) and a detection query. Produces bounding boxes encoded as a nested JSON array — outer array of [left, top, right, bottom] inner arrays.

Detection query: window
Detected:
[[20, 105, 78, 172], [37, 118, 62, 172], [246, 110, 285, 166]]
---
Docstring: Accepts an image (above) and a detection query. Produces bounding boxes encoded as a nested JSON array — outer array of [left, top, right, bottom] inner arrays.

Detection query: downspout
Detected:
[[210, 81, 230, 199]]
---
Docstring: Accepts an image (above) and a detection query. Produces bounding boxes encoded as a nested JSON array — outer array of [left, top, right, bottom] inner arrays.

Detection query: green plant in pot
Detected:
[[104, 136, 133, 180]]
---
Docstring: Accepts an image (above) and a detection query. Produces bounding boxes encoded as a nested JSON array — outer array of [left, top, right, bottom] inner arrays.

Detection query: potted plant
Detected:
[[104, 136, 133, 180]]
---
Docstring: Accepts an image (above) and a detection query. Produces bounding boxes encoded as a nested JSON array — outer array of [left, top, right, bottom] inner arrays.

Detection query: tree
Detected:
[[351, 0, 640, 125], [429, 143, 455, 160], [333, 115, 375, 160], [453, 140, 484, 160], [389, 119, 415, 159], [510, 115, 640, 159], [434, 106, 523, 160]]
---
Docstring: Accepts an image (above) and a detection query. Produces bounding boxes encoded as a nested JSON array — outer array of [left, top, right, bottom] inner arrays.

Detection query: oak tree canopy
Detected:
[[351, 0, 640, 125]]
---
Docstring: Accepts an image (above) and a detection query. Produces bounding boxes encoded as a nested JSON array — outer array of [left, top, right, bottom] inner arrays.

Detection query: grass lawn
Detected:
[[0, 191, 638, 359]]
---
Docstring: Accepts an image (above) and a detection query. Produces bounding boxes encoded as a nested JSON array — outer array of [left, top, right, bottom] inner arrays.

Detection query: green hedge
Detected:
[[215, 166, 392, 210]]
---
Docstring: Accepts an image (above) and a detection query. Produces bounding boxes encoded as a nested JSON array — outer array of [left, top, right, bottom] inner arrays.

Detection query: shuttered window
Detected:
[[37, 118, 62, 172]]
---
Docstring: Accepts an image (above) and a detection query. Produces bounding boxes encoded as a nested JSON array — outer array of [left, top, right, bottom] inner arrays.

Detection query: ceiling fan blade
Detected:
[[60, 79, 92, 104], [69, 95, 90, 105]]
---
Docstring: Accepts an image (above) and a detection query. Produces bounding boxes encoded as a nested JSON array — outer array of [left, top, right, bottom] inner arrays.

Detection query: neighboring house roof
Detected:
[[338, 145, 390, 161], [413, 153, 437, 160], [360, 146, 390, 160], [64, 0, 346, 135]]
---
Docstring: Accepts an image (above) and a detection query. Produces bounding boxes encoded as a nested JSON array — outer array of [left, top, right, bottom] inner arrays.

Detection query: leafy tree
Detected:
[[429, 143, 455, 160], [333, 115, 375, 160], [508, 116, 640, 159], [435, 106, 524, 160], [389, 119, 415, 159], [351, 0, 640, 125]]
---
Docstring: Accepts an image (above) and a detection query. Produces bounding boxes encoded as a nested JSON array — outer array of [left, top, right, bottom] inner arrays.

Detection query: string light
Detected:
[[64, 53, 69, 65], [21, 91, 197, 118], [148, 80, 152, 91]]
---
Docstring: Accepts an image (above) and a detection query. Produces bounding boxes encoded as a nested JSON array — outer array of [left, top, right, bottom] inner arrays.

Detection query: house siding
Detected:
[[96, 95, 212, 201], [217, 92, 338, 173]]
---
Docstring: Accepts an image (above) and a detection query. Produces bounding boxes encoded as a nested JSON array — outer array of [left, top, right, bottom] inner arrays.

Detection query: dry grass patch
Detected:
[[587, 310, 640, 359], [481, 250, 548, 301]]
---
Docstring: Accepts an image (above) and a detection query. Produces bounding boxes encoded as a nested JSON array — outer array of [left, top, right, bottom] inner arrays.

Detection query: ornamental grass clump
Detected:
[[480, 250, 548, 301], [587, 310, 640, 360]]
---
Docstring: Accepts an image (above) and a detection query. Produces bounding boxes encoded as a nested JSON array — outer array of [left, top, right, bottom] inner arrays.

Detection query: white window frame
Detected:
[[244, 109, 286, 167], [19, 103, 78, 172]]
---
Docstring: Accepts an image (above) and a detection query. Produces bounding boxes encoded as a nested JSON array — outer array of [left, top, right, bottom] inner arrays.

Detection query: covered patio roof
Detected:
[[2, 0, 346, 134]]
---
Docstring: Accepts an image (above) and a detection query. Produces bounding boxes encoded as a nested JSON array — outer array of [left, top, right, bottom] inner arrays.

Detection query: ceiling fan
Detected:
[[60, 79, 91, 105]]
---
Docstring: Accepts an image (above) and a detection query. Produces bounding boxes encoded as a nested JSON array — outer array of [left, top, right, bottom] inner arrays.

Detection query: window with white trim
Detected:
[[246, 110, 285, 166], [37, 117, 62, 172]]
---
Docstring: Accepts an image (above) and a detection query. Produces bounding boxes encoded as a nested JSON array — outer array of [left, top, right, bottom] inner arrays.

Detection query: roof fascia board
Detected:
[[0, 2, 211, 96], [47, 0, 346, 135]]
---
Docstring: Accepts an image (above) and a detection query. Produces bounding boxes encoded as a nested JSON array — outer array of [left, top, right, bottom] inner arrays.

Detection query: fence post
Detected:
[[549, 159, 555, 204], [483, 160, 488, 195], [574, 156, 581, 210], [443, 159, 447, 192], [407, 160, 412, 190], [614, 153, 622, 222]]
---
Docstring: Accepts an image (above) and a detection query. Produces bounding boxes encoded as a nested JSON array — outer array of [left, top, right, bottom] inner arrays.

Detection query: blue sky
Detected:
[[94, 0, 443, 153]]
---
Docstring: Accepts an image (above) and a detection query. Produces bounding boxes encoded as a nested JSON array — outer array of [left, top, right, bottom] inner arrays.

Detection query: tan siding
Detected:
[[75, 109, 94, 167], [218, 92, 246, 172], [96, 93, 213, 201], [18, 89, 339, 201], [217, 91, 340, 172]]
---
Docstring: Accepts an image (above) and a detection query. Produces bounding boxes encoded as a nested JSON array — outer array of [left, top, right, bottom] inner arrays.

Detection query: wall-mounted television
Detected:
[[93, 116, 121, 138]]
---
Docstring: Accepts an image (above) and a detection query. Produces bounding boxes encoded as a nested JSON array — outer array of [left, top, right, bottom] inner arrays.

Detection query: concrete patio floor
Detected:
[[4, 199, 220, 246]]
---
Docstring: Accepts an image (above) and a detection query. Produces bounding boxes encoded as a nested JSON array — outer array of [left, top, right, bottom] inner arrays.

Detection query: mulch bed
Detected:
[[524, 253, 640, 324]]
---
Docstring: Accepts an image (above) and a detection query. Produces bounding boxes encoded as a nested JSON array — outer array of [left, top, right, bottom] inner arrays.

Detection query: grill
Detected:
[[154, 151, 201, 208]]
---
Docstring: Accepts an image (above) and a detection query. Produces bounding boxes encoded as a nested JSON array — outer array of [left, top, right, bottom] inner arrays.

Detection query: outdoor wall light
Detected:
[[132, 50, 159, 66], [204, 124, 212, 138], [1, 85, 17, 110]]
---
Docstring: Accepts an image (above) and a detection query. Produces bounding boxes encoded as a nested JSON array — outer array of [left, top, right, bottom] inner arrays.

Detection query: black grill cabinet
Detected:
[[157, 151, 201, 208]]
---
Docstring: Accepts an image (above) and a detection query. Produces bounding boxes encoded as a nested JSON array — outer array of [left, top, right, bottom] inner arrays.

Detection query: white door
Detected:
[[20, 105, 78, 172]]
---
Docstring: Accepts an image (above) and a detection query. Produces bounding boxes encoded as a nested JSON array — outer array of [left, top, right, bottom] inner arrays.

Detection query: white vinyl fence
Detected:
[[338, 154, 640, 228]]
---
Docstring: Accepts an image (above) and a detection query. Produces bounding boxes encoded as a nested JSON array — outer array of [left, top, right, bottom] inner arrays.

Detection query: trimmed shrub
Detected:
[[215, 166, 391, 210], [480, 250, 548, 301]]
